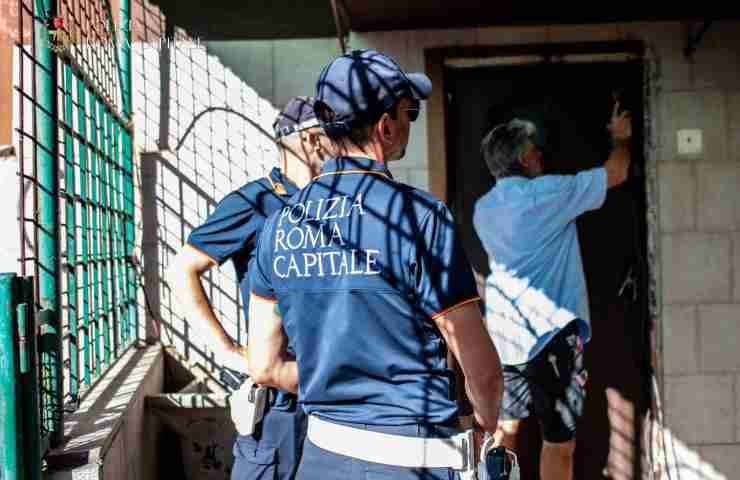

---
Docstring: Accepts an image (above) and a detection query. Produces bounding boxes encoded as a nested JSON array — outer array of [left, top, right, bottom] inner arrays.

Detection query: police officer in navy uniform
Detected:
[[169, 97, 331, 480], [247, 50, 505, 479]]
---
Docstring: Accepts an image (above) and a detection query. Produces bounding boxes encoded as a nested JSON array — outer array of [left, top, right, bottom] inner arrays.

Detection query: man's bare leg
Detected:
[[541, 439, 575, 480]]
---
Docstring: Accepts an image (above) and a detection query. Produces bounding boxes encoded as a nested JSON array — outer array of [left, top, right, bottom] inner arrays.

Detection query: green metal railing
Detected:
[[1, 273, 42, 480], [0, 274, 23, 480], [12, 0, 138, 463]]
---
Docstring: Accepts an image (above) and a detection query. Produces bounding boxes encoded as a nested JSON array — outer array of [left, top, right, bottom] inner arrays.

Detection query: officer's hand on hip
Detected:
[[215, 343, 250, 376]]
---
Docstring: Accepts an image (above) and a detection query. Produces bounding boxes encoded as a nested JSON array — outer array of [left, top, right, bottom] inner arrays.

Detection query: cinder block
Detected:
[[737, 373, 740, 442], [696, 163, 740, 231], [662, 305, 699, 375], [658, 54, 693, 92], [728, 91, 740, 130], [661, 233, 732, 303], [618, 22, 694, 93], [664, 374, 734, 444], [653, 433, 726, 480], [728, 91, 740, 163], [475, 26, 547, 46], [546, 24, 620, 43], [691, 49, 740, 91], [661, 91, 726, 162], [696, 444, 740, 480], [658, 162, 695, 232], [735, 233, 740, 303], [699, 305, 740, 372]]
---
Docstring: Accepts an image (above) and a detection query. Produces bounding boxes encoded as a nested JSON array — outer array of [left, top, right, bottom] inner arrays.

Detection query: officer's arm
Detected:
[[448, 350, 473, 417], [434, 302, 503, 433], [168, 244, 248, 374], [247, 293, 298, 394]]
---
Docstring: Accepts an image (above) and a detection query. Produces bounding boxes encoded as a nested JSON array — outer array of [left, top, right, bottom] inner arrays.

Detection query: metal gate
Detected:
[[2, 0, 138, 476]]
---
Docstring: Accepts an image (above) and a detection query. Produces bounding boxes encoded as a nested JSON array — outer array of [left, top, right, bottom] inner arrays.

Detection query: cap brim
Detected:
[[407, 72, 432, 100]]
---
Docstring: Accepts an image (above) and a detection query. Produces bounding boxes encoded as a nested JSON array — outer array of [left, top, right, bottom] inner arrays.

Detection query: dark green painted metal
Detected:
[[0, 273, 22, 480], [120, 0, 132, 119], [76, 75, 92, 388], [19, 277, 41, 480], [34, 0, 63, 447], [123, 126, 136, 342], [120, 0, 137, 342], [62, 63, 79, 397], [104, 110, 120, 356], [98, 100, 111, 367], [37, 307, 62, 447], [16, 1, 140, 471], [17, 303, 28, 374], [112, 121, 126, 347], [89, 92, 102, 377]]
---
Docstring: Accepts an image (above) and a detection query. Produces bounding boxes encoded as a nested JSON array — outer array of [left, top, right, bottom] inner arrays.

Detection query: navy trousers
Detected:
[[231, 406, 307, 480]]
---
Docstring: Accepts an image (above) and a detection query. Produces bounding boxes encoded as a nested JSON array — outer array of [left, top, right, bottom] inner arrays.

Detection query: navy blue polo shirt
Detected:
[[187, 167, 298, 410], [250, 157, 480, 426]]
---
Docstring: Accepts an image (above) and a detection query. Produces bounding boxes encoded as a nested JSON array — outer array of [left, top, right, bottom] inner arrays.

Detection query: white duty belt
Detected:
[[306, 415, 476, 471]]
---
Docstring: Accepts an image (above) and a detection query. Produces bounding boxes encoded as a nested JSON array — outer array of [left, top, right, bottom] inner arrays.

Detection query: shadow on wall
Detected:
[[131, 0, 280, 377]]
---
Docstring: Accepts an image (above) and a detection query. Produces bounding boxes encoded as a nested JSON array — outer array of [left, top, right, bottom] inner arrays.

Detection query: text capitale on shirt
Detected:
[[273, 194, 381, 279]]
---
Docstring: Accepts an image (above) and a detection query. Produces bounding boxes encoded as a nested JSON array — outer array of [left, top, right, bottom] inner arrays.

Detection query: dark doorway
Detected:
[[445, 57, 651, 480]]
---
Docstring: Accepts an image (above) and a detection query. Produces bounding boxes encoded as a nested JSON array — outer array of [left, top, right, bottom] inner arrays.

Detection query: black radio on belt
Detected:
[[482, 446, 519, 480], [485, 447, 510, 479], [220, 366, 248, 392]]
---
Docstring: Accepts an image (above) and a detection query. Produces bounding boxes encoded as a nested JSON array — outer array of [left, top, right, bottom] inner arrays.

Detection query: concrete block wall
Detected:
[[658, 78, 740, 479]]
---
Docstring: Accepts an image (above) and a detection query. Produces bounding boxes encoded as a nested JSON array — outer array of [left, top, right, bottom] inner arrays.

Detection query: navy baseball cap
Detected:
[[273, 96, 320, 139], [314, 49, 432, 135]]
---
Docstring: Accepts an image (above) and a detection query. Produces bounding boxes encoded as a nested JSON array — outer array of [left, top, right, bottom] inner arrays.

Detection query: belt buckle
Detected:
[[455, 429, 476, 477], [465, 429, 476, 471]]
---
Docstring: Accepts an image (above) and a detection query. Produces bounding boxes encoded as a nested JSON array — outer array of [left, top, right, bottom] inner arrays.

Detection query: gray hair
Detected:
[[480, 118, 536, 180]]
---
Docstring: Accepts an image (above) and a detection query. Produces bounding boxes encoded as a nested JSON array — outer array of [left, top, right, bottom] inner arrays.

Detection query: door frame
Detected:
[[423, 37, 662, 384]]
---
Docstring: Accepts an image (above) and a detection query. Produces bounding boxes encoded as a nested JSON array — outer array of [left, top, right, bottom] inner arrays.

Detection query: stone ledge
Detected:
[[45, 344, 164, 478]]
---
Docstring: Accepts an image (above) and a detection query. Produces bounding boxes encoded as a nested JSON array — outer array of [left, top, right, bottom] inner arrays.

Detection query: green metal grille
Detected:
[[16, 0, 137, 448]]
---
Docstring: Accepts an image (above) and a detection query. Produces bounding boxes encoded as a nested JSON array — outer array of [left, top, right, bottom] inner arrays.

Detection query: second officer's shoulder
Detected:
[[237, 175, 275, 198], [227, 175, 284, 215]]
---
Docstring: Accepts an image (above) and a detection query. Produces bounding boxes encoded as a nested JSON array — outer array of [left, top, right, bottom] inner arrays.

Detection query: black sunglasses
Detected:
[[404, 98, 421, 122]]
